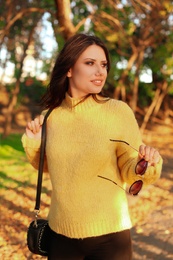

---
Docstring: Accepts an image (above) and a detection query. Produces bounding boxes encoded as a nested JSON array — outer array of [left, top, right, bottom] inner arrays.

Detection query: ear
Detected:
[[67, 68, 72, 77]]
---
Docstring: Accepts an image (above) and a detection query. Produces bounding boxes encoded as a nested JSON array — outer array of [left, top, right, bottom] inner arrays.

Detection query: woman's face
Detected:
[[67, 45, 108, 98]]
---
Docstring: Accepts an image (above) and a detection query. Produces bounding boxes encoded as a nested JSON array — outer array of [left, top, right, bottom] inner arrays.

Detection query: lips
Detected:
[[91, 79, 103, 86]]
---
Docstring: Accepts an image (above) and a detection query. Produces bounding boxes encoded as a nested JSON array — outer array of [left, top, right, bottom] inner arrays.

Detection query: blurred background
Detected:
[[0, 0, 173, 259]]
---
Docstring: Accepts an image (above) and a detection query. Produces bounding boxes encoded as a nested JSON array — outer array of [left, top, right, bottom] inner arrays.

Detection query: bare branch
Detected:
[[82, 0, 96, 14], [0, 8, 49, 43]]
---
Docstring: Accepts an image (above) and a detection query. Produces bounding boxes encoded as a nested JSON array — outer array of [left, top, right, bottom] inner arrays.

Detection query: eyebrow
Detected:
[[83, 58, 107, 62]]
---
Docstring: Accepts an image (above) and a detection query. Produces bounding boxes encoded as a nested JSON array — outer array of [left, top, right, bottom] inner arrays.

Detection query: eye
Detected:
[[102, 63, 108, 69], [85, 61, 94, 65]]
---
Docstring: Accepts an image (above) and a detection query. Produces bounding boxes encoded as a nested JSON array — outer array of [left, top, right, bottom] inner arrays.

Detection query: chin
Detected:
[[92, 87, 103, 94]]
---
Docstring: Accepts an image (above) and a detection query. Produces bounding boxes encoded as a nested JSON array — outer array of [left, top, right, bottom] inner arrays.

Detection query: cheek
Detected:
[[73, 67, 84, 77], [72, 65, 97, 78], [76, 68, 91, 78]]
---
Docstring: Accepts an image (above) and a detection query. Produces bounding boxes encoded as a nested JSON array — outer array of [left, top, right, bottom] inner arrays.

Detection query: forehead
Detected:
[[79, 45, 107, 60]]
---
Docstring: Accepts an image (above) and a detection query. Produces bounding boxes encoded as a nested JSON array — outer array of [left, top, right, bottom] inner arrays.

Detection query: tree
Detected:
[[88, 1, 173, 111], [0, 0, 50, 136], [54, 0, 76, 40], [1, 0, 173, 135], [52, 0, 173, 129]]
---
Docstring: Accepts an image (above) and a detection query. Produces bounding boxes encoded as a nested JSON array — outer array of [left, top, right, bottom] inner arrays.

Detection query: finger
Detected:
[[27, 118, 39, 134], [33, 118, 41, 133], [146, 147, 160, 164], [27, 121, 34, 131], [39, 115, 44, 125], [140, 146, 161, 166], [144, 146, 153, 161], [138, 145, 146, 158], [139, 145, 155, 161], [147, 147, 156, 161], [150, 150, 161, 165], [29, 120, 36, 133]]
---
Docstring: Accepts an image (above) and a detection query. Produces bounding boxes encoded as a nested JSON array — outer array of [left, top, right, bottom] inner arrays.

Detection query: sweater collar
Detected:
[[62, 92, 98, 111]]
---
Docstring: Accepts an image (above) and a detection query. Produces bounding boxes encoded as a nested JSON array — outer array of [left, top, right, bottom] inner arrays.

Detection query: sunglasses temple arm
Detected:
[[97, 175, 128, 194], [110, 139, 140, 154]]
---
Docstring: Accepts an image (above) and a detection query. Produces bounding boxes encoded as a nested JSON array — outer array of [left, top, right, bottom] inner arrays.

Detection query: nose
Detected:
[[95, 65, 104, 75]]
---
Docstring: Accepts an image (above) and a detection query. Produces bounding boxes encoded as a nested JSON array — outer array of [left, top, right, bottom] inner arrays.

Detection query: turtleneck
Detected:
[[62, 92, 108, 111]]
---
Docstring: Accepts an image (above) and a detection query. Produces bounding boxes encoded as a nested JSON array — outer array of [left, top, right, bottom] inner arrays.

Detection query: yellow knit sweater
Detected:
[[22, 93, 162, 239]]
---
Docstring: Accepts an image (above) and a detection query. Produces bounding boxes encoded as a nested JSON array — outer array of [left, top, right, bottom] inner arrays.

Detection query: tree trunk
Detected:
[[130, 50, 144, 112], [54, 0, 76, 40], [140, 88, 161, 133], [2, 25, 36, 137], [114, 52, 138, 104], [153, 81, 168, 117]]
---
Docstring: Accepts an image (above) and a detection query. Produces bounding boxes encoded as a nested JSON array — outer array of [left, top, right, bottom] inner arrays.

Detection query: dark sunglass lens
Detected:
[[129, 180, 143, 196], [135, 159, 148, 175]]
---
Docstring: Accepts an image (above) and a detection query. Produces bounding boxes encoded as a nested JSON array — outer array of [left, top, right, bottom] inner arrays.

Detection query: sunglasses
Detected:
[[98, 139, 148, 196]]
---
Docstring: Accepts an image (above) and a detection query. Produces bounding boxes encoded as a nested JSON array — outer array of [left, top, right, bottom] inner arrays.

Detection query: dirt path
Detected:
[[130, 124, 173, 259], [0, 123, 172, 259]]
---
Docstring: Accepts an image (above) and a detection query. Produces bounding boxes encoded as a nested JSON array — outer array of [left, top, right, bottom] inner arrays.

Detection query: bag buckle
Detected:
[[34, 210, 40, 227]]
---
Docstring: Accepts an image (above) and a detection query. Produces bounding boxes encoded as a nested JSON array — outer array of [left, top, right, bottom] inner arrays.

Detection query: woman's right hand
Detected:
[[25, 115, 44, 139]]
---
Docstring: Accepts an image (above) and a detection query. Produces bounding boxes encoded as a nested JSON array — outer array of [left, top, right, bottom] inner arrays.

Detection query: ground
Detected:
[[130, 123, 173, 259], [0, 122, 172, 260]]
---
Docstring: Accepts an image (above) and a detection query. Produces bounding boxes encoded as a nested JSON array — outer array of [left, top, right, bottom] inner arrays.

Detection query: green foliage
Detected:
[[72, 0, 91, 27], [20, 77, 46, 104], [138, 82, 155, 107], [1, 0, 173, 115], [5, 77, 46, 106], [168, 82, 173, 96]]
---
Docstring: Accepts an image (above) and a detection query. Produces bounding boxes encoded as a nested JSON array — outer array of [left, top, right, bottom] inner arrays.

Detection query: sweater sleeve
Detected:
[[21, 133, 49, 172], [113, 101, 163, 187]]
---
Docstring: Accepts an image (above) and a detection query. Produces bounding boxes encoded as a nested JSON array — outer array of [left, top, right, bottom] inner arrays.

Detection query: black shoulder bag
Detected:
[[27, 108, 53, 256]]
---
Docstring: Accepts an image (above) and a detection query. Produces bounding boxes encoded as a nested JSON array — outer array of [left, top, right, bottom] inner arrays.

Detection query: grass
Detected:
[[0, 134, 51, 259], [0, 133, 38, 190], [0, 133, 24, 152]]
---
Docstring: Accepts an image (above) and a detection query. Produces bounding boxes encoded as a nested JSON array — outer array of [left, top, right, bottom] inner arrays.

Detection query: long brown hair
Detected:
[[40, 33, 111, 109]]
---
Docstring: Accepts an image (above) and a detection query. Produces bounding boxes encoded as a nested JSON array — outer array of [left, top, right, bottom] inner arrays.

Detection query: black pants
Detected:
[[48, 227, 132, 260]]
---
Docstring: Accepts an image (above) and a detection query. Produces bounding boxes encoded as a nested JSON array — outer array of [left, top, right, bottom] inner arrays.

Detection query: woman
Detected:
[[22, 34, 162, 259]]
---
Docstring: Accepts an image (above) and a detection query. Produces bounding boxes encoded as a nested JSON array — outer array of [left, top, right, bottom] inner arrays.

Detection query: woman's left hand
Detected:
[[138, 145, 161, 166]]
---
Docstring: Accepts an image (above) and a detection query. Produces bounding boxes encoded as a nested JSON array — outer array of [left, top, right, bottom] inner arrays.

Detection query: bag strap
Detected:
[[34, 108, 53, 212]]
